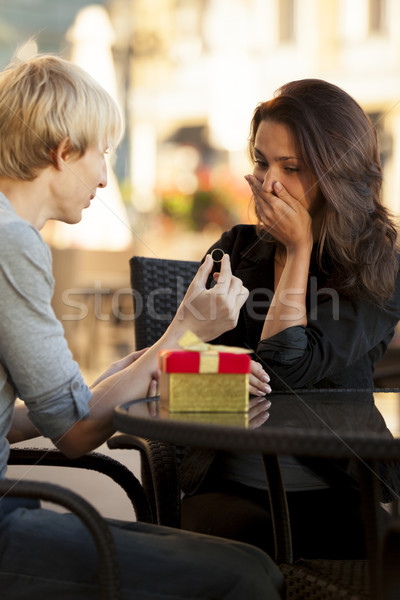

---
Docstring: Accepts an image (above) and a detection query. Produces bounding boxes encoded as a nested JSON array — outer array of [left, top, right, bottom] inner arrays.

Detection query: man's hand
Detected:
[[146, 371, 159, 417], [173, 253, 249, 341], [90, 348, 149, 387]]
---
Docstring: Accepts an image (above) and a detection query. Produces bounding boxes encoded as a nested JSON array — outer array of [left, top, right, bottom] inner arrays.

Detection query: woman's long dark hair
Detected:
[[249, 78, 399, 304]]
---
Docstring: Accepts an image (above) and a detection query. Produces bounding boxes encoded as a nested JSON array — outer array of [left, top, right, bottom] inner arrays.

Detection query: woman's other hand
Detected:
[[248, 396, 271, 429], [249, 359, 271, 396]]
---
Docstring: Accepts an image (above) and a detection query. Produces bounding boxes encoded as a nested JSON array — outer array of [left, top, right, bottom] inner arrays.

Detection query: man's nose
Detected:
[[98, 161, 108, 188]]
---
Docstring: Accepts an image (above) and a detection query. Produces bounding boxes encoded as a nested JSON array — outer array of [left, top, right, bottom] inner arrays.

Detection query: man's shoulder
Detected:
[[0, 213, 49, 269], [0, 210, 44, 248]]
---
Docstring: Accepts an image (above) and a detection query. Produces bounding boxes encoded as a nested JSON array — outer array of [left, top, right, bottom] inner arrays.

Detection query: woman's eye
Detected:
[[285, 166, 299, 173], [254, 159, 267, 167]]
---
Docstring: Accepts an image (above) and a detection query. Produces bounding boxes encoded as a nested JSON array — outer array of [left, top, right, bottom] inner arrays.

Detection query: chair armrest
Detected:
[[107, 434, 180, 528], [8, 447, 153, 523], [0, 478, 120, 600]]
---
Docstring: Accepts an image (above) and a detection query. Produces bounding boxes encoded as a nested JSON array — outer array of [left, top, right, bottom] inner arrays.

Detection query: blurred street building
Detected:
[[2, 1, 400, 244], [108, 0, 400, 223]]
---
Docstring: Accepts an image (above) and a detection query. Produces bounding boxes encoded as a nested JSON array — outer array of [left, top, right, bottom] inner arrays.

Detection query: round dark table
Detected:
[[114, 389, 400, 598]]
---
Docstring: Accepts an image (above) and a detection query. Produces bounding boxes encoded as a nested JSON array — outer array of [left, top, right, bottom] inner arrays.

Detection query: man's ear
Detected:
[[52, 138, 72, 170]]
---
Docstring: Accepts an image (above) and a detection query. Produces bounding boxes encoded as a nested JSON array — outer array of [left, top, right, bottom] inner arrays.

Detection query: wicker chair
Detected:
[[4, 445, 156, 597], [108, 255, 392, 599], [5, 433, 159, 597], [129, 255, 199, 350], [8, 447, 153, 523], [0, 478, 120, 599], [3, 257, 160, 597]]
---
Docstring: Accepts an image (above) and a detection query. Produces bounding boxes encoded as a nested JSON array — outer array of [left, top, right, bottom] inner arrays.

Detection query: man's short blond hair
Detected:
[[0, 54, 123, 180]]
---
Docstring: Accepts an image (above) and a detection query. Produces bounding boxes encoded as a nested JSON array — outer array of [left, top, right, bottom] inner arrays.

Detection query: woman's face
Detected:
[[252, 119, 324, 219]]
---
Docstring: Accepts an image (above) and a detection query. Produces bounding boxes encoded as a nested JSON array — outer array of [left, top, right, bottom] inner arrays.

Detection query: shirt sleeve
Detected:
[[256, 279, 400, 389], [257, 326, 307, 364], [0, 221, 91, 439], [201, 226, 400, 390]]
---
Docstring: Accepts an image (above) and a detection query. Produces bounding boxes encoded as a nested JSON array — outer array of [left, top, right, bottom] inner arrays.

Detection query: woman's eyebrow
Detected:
[[253, 147, 265, 158], [275, 155, 302, 161], [254, 146, 302, 162]]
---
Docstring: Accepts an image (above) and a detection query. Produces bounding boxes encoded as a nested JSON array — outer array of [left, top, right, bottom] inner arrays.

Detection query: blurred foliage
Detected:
[[160, 186, 239, 232]]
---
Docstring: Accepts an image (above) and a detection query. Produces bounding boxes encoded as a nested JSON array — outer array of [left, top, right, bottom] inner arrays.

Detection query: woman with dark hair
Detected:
[[179, 79, 400, 559]]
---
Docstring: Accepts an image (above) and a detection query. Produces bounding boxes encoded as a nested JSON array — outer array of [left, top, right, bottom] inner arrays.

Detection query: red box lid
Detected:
[[159, 349, 251, 374]]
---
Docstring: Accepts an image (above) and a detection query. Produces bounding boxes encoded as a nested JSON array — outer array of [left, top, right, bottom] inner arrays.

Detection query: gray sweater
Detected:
[[0, 193, 91, 478]]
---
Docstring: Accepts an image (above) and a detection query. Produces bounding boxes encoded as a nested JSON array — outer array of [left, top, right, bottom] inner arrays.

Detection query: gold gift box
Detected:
[[158, 331, 251, 413], [159, 372, 249, 412]]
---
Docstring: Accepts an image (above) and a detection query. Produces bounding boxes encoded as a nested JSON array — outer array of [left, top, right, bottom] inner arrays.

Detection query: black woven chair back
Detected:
[[130, 256, 200, 350]]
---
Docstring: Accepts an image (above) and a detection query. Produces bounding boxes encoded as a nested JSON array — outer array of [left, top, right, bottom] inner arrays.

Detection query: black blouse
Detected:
[[204, 225, 400, 390]]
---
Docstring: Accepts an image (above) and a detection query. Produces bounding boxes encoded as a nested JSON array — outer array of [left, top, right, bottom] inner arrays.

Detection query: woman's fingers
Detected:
[[249, 381, 271, 396], [248, 398, 271, 429], [249, 360, 271, 396], [245, 174, 295, 214]]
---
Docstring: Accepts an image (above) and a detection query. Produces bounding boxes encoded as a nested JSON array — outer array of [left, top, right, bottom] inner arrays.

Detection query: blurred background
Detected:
[[3, 0, 400, 518]]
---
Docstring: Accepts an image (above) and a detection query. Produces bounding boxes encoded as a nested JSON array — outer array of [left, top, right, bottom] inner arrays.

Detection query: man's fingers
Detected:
[[191, 254, 213, 288], [147, 377, 159, 417], [215, 255, 247, 304], [236, 284, 249, 309], [214, 253, 232, 292], [147, 377, 158, 397], [213, 268, 248, 311]]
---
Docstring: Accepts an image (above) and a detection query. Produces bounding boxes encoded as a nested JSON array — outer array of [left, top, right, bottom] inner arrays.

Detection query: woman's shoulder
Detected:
[[206, 224, 274, 267], [216, 224, 258, 251]]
